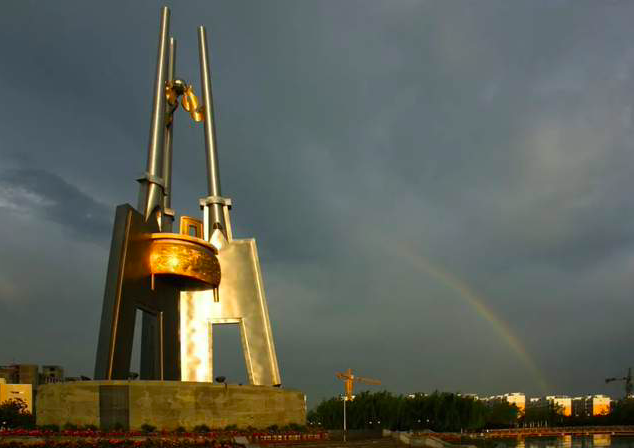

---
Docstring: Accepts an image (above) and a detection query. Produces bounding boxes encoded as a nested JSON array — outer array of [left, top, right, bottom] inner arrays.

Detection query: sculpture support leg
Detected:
[[180, 239, 281, 385], [95, 204, 181, 381]]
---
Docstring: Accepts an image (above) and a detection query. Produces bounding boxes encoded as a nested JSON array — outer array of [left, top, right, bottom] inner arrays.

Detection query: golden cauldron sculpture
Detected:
[[94, 6, 281, 386], [147, 233, 221, 298]]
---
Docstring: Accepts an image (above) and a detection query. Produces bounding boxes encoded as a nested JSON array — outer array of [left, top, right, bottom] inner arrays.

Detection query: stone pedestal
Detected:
[[37, 381, 306, 431]]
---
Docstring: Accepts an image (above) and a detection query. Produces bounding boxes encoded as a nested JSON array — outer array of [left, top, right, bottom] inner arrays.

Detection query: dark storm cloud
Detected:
[[1, 0, 634, 403], [0, 169, 111, 244]]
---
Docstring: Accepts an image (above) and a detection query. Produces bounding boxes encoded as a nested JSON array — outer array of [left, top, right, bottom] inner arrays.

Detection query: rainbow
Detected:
[[394, 245, 549, 394]]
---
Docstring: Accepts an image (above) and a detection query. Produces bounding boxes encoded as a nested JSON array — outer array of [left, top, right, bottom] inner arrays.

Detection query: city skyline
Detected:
[[0, 360, 629, 410], [1, 0, 634, 405]]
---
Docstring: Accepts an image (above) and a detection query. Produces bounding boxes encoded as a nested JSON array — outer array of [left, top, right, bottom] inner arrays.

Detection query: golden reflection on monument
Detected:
[[147, 233, 221, 291], [180, 291, 214, 382], [31, 5, 306, 431], [92, 6, 281, 386]]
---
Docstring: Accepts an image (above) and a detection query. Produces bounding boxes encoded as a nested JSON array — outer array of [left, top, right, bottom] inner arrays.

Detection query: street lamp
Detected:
[[215, 376, 227, 390]]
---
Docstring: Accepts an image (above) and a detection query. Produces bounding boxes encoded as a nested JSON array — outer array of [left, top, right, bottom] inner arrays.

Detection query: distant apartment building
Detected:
[[41, 365, 64, 384], [528, 396, 572, 416], [548, 396, 572, 416], [0, 364, 66, 387], [527, 396, 541, 413], [19, 365, 39, 386], [572, 395, 611, 417], [0, 364, 39, 387], [588, 395, 611, 416], [0, 367, 12, 383], [0, 377, 33, 413], [572, 397, 585, 417], [407, 393, 429, 399], [480, 393, 525, 415], [504, 393, 526, 414]]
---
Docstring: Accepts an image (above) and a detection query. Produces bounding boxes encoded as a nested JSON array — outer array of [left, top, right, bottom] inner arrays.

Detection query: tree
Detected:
[[0, 398, 35, 429], [308, 391, 517, 432]]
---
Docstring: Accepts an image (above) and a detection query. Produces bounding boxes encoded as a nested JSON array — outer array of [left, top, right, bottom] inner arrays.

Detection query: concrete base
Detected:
[[36, 381, 306, 431]]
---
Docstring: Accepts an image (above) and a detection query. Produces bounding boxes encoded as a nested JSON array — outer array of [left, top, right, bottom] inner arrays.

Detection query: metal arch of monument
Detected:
[[94, 6, 281, 387]]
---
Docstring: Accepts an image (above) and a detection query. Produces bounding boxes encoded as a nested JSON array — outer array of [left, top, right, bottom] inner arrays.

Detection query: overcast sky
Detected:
[[1, 0, 634, 405]]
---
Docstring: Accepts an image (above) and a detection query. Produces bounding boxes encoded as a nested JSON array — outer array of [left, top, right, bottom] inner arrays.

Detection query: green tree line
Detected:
[[307, 391, 518, 432], [309, 392, 634, 432]]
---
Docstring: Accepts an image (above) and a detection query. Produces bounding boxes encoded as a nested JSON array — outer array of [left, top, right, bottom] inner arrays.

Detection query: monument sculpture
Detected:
[[94, 6, 280, 386], [37, 7, 303, 430]]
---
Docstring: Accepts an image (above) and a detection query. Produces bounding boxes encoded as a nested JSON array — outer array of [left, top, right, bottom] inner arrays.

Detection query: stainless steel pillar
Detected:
[[139, 7, 173, 381], [137, 6, 170, 225], [162, 37, 176, 232], [197, 26, 226, 237]]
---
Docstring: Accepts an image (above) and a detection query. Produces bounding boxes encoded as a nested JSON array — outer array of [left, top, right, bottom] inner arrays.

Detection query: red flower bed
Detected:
[[250, 432, 328, 444], [0, 436, 240, 447], [0, 429, 330, 447]]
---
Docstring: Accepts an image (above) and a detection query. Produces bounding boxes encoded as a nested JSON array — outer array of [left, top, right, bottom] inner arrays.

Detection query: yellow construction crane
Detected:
[[335, 368, 381, 441], [336, 368, 381, 401]]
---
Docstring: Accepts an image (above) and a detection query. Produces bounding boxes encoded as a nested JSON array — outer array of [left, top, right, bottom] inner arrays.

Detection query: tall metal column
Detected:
[[162, 37, 176, 232], [140, 7, 172, 380], [137, 6, 170, 225], [198, 26, 226, 239]]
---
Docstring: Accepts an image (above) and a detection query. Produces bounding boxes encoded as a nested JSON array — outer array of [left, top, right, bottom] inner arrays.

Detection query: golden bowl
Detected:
[[147, 233, 220, 290]]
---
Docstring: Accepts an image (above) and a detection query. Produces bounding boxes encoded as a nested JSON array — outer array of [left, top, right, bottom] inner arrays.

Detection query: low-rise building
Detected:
[[504, 393, 526, 414], [572, 396, 586, 417], [551, 396, 572, 416], [527, 396, 572, 416], [572, 395, 611, 417], [0, 379, 33, 413], [0, 366, 16, 383], [481, 393, 525, 415], [407, 393, 429, 399], [0, 364, 39, 387], [41, 365, 64, 384], [587, 395, 610, 416], [18, 364, 39, 386]]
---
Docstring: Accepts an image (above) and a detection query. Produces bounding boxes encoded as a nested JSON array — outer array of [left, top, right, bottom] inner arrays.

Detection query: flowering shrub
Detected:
[[0, 399, 35, 430], [139, 424, 156, 434], [0, 425, 329, 447], [0, 439, 241, 447], [0, 427, 326, 436]]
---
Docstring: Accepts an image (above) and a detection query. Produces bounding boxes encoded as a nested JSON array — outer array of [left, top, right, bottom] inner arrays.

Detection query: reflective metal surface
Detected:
[[182, 86, 204, 122], [180, 238, 281, 386], [147, 233, 220, 290], [96, 7, 281, 387], [179, 216, 203, 239], [166, 81, 204, 123], [95, 205, 180, 381], [137, 6, 170, 225], [162, 37, 176, 232], [198, 26, 225, 234]]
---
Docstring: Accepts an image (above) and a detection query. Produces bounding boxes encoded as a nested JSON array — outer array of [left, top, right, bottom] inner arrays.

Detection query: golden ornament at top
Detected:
[[165, 79, 204, 123]]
